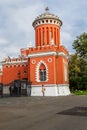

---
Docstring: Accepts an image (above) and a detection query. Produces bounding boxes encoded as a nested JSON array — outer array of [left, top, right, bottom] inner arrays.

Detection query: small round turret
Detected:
[[32, 7, 62, 28], [32, 8, 62, 46]]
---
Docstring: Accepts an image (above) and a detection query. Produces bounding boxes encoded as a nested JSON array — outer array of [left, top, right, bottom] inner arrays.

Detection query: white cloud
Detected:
[[0, 37, 8, 45], [8, 4, 43, 32], [0, 44, 20, 61], [0, 0, 24, 5], [0, 0, 13, 4]]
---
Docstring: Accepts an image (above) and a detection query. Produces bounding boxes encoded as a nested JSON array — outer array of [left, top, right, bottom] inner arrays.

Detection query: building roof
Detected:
[[32, 7, 62, 27]]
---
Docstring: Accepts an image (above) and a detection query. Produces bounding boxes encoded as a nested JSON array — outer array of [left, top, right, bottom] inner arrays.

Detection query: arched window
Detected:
[[39, 64, 46, 81], [36, 60, 48, 82]]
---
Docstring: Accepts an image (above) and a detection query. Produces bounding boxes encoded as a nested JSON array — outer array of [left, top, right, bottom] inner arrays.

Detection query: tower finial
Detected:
[[45, 7, 49, 12]]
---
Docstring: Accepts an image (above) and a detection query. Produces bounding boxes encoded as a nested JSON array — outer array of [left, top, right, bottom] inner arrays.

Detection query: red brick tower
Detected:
[[32, 7, 62, 47], [22, 7, 70, 96]]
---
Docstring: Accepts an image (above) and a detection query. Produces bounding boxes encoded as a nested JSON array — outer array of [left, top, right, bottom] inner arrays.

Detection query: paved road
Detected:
[[0, 96, 87, 130]]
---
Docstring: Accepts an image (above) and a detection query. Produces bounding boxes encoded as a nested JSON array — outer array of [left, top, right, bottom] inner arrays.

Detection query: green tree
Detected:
[[69, 54, 80, 76], [69, 54, 81, 91], [69, 32, 87, 91], [73, 32, 87, 60]]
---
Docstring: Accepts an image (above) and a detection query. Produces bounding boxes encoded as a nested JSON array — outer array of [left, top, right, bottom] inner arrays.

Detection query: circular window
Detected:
[[32, 60, 36, 64], [48, 58, 52, 63]]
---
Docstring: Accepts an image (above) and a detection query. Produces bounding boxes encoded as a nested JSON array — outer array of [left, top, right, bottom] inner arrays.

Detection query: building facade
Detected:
[[0, 8, 70, 96]]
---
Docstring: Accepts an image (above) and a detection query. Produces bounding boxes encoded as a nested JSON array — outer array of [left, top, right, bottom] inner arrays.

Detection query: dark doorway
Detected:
[[21, 80, 27, 96], [0, 83, 3, 97], [13, 80, 21, 96], [10, 79, 28, 96]]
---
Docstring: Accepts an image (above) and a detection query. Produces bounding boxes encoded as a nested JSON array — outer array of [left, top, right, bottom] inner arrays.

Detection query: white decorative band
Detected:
[[58, 52, 68, 59], [32, 19, 62, 28], [1, 60, 28, 65], [28, 51, 56, 58]]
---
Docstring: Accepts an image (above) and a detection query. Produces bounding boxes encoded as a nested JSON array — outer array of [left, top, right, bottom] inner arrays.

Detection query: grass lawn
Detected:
[[74, 90, 87, 95]]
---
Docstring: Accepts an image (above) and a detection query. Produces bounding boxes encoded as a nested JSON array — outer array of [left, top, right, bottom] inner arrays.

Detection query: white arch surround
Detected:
[[35, 60, 48, 82]]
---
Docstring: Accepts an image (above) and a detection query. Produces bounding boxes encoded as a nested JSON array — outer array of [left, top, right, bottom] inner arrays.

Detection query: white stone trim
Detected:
[[31, 84, 70, 96], [57, 84, 70, 95], [35, 60, 48, 82], [58, 52, 68, 59], [58, 52, 66, 56], [63, 62, 68, 82], [28, 51, 56, 58], [33, 18, 62, 28], [1, 60, 28, 65], [3, 86, 10, 94], [28, 51, 68, 60]]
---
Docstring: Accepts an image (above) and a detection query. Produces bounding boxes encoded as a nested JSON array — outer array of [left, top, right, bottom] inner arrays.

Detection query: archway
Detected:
[[39, 63, 46, 81]]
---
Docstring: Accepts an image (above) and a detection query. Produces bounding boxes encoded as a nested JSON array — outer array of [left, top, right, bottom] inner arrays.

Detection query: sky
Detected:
[[0, 0, 87, 63]]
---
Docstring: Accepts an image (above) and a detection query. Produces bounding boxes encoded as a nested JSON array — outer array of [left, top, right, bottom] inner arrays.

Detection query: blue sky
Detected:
[[0, 0, 87, 62]]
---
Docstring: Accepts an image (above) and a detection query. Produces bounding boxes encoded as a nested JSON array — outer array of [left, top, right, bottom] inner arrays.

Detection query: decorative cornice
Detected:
[[28, 51, 56, 58], [32, 19, 62, 28], [1, 60, 28, 65], [58, 52, 68, 59], [28, 51, 68, 59]]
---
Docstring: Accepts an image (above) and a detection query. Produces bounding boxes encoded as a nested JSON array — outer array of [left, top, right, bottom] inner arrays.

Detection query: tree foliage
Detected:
[[69, 32, 87, 91], [73, 32, 87, 60]]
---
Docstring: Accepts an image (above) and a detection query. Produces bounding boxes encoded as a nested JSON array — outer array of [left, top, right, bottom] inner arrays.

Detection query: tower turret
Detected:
[[32, 7, 62, 47]]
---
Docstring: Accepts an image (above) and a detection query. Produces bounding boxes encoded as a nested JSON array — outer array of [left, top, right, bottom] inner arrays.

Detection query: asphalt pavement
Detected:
[[0, 95, 87, 130]]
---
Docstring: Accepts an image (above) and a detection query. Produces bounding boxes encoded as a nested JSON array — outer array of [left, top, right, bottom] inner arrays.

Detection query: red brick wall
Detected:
[[2, 64, 28, 85]]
